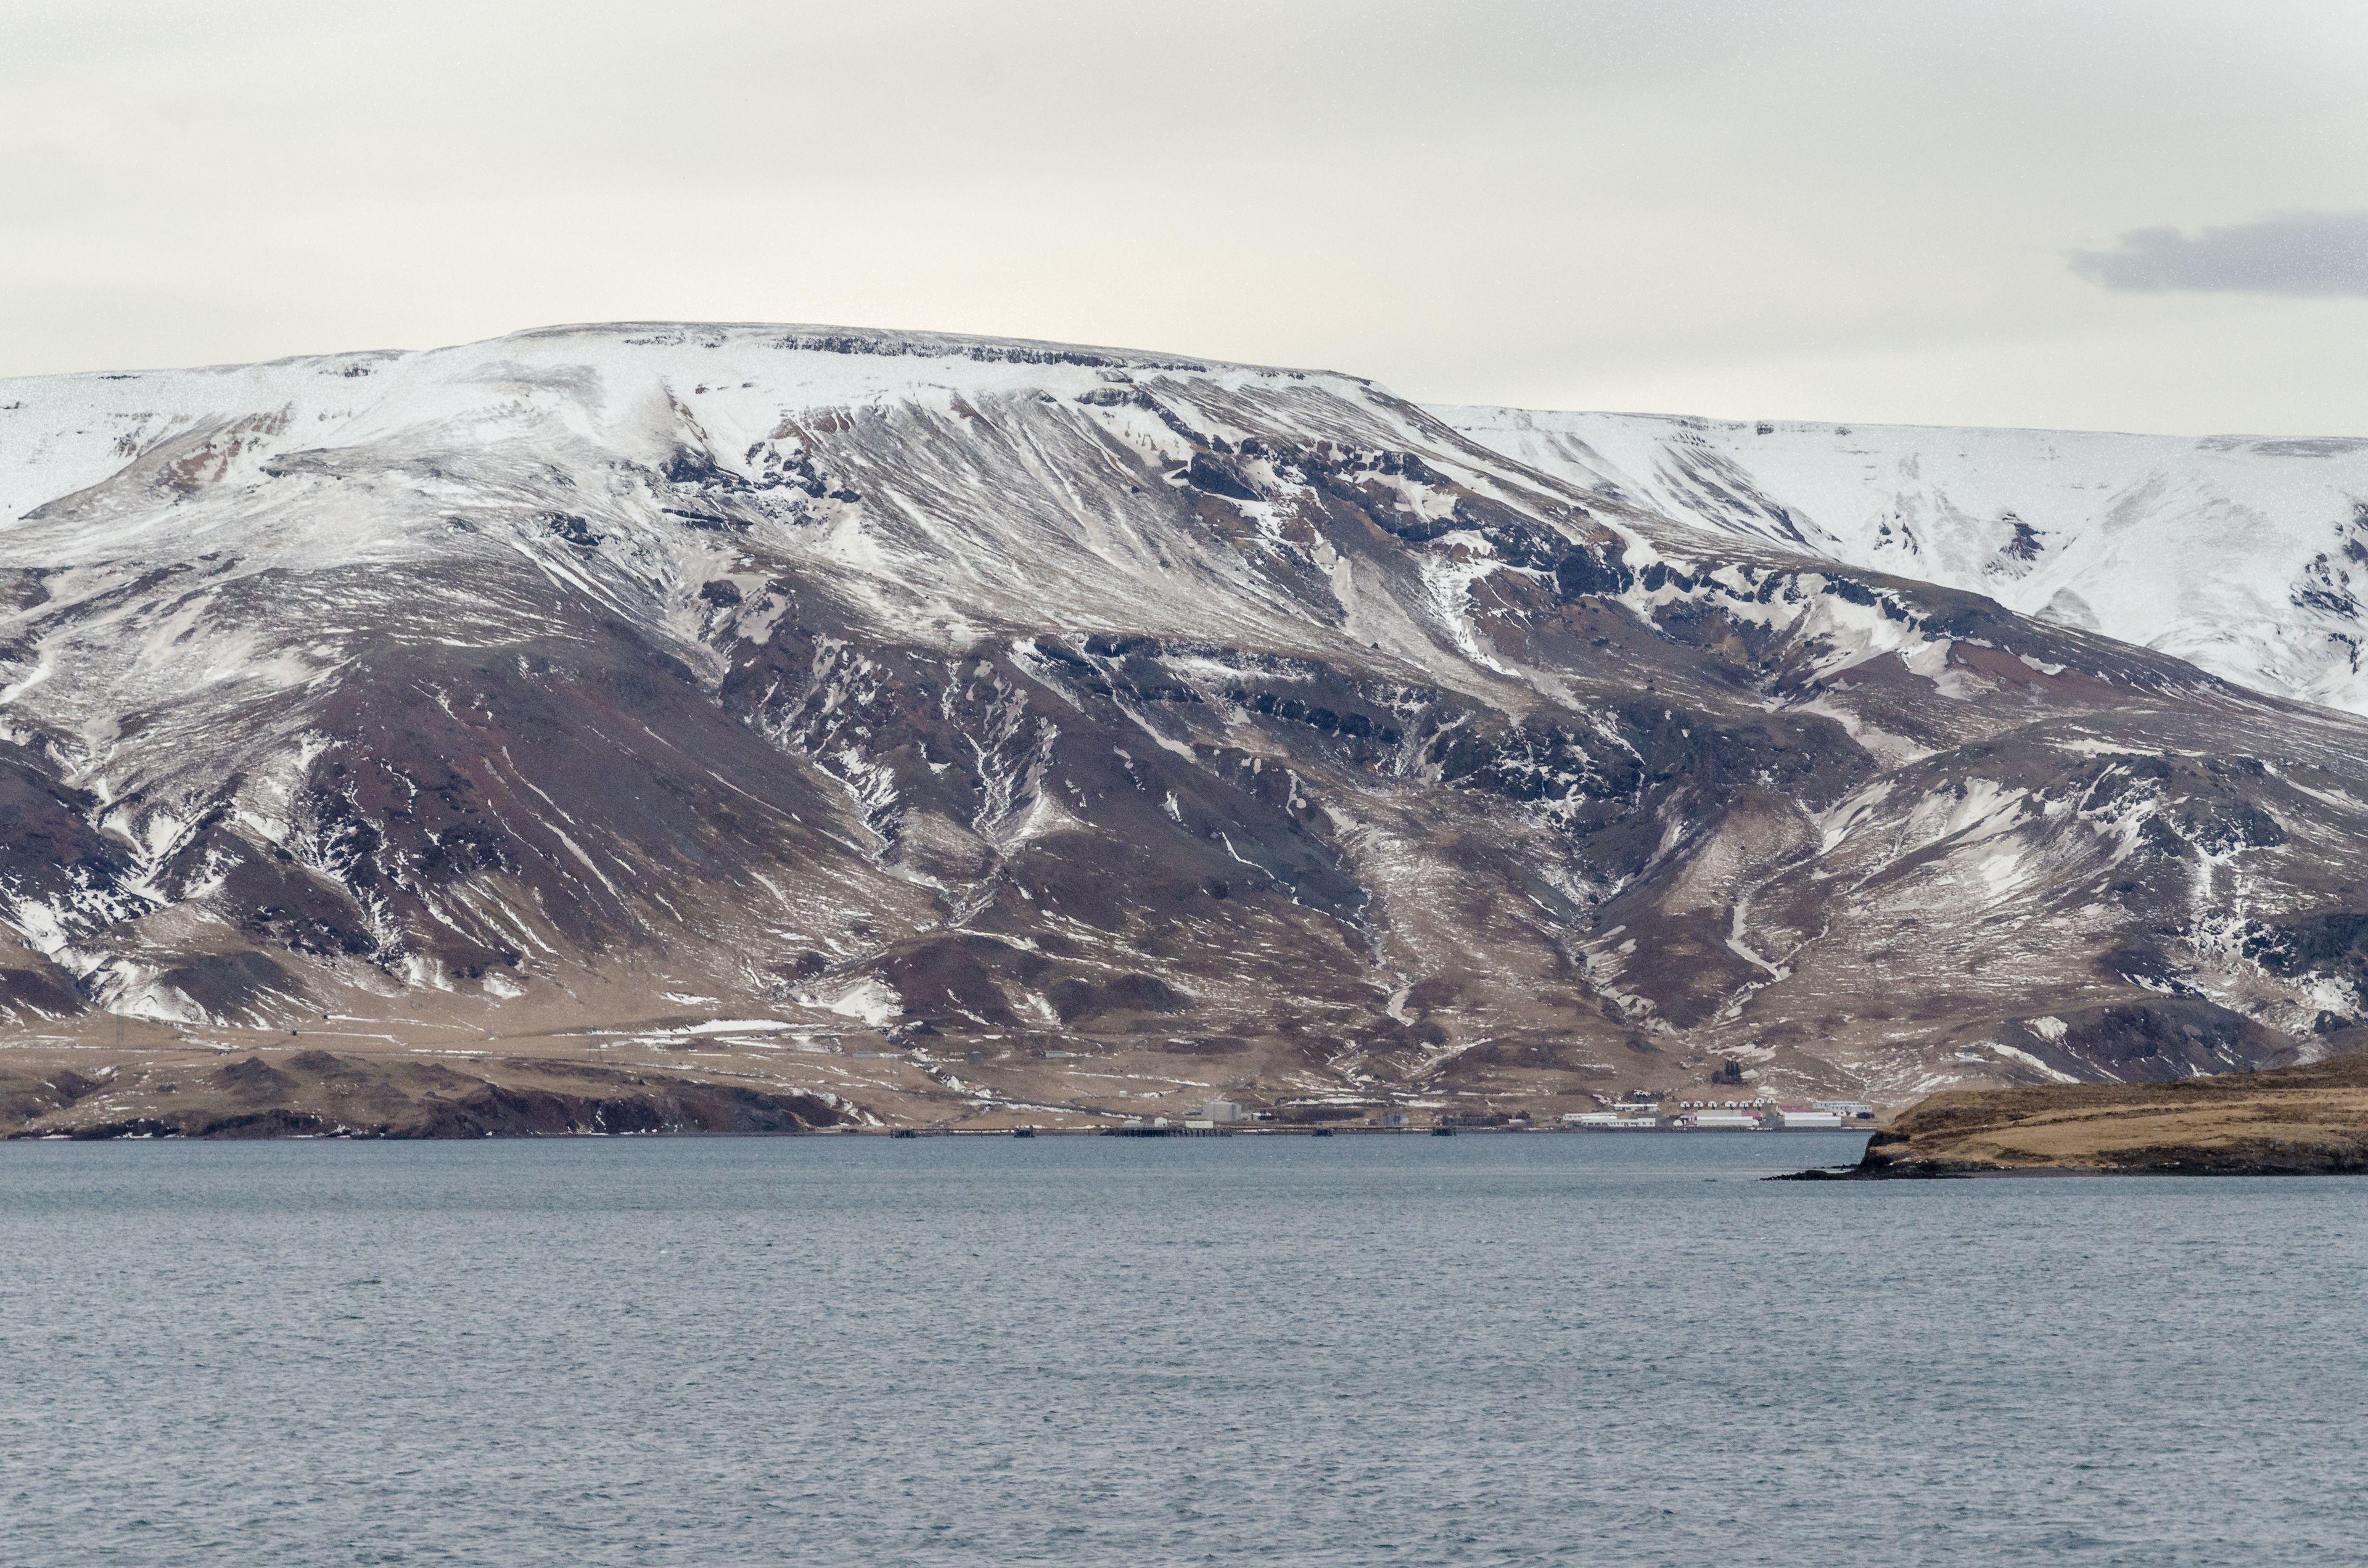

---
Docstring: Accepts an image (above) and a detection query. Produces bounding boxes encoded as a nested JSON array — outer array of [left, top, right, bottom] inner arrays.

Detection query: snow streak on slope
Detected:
[[1436, 406, 2368, 715]]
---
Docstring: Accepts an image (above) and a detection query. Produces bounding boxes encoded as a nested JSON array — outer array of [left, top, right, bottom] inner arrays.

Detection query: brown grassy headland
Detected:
[[1821, 1046, 2368, 1177]]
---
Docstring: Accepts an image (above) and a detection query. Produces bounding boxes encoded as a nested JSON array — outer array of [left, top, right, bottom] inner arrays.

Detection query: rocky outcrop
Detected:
[[1799, 1044, 2368, 1176], [1, 1051, 852, 1139]]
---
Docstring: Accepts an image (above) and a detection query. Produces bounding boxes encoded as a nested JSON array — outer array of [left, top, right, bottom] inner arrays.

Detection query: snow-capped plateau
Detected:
[[3, 322, 2367, 1128], [1437, 405, 2368, 715]]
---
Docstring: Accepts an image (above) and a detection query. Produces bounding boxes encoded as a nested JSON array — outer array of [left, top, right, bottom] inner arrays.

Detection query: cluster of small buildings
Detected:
[[1675, 1097, 1774, 1127], [1109, 1099, 1247, 1133], [1560, 1098, 1881, 1130], [1109, 1093, 1877, 1136]]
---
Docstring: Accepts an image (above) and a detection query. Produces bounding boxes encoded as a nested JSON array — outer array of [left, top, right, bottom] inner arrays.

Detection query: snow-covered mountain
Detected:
[[1436, 407, 2368, 715], [4, 322, 2368, 1129]]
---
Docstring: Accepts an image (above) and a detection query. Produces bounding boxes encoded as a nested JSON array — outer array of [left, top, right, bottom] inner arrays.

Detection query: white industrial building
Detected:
[[1680, 1109, 1765, 1130], [1773, 1106, 1845, 1128]]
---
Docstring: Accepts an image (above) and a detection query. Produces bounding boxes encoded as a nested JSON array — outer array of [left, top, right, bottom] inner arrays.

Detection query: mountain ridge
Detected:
[[4, 322, 2368, 1131], [1436, 403, 2368, 715]]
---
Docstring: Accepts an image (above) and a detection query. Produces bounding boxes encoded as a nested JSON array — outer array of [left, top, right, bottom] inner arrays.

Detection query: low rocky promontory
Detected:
[[1805, 1047, 2368, 1177], [1, 1049, 852, 1139]]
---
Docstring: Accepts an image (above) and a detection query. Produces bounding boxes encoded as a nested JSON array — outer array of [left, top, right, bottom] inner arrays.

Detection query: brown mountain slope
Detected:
[[7, 324, 2368, 1130]]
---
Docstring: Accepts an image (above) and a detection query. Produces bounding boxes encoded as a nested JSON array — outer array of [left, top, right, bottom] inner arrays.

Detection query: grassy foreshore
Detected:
[[1801, 1047, 2368, 1178]]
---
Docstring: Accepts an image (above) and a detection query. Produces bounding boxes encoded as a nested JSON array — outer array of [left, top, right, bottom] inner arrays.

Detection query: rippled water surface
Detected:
[[5, 1132, 2366, 1566]]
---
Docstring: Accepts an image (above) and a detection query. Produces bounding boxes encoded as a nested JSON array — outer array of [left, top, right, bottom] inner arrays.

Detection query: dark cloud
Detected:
[[2070, 211, 2368, 297]]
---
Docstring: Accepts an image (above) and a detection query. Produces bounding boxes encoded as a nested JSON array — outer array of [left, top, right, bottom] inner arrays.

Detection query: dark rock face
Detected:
[[1988, 999, 2293, 1084], [3, 323, 2368, 1112], [2, 1051, 847, 1139], [2245, 911, 2368, 986]]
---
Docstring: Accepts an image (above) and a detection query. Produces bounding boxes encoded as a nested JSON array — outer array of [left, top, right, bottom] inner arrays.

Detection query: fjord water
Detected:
[[5, 1135, 2362, 1566]]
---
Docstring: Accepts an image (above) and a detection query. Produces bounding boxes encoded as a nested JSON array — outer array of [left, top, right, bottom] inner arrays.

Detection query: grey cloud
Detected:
[[2070, 211, 2368, 297]]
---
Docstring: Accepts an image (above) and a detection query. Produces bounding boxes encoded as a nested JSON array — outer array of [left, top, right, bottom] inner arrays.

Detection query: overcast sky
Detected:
[[5, 0, 2366, 433]]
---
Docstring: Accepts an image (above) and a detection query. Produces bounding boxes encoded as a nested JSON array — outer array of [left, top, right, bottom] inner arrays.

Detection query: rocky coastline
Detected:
[[1, 1050, 849, 1140], [1784, 1046, 2368, 1178]]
